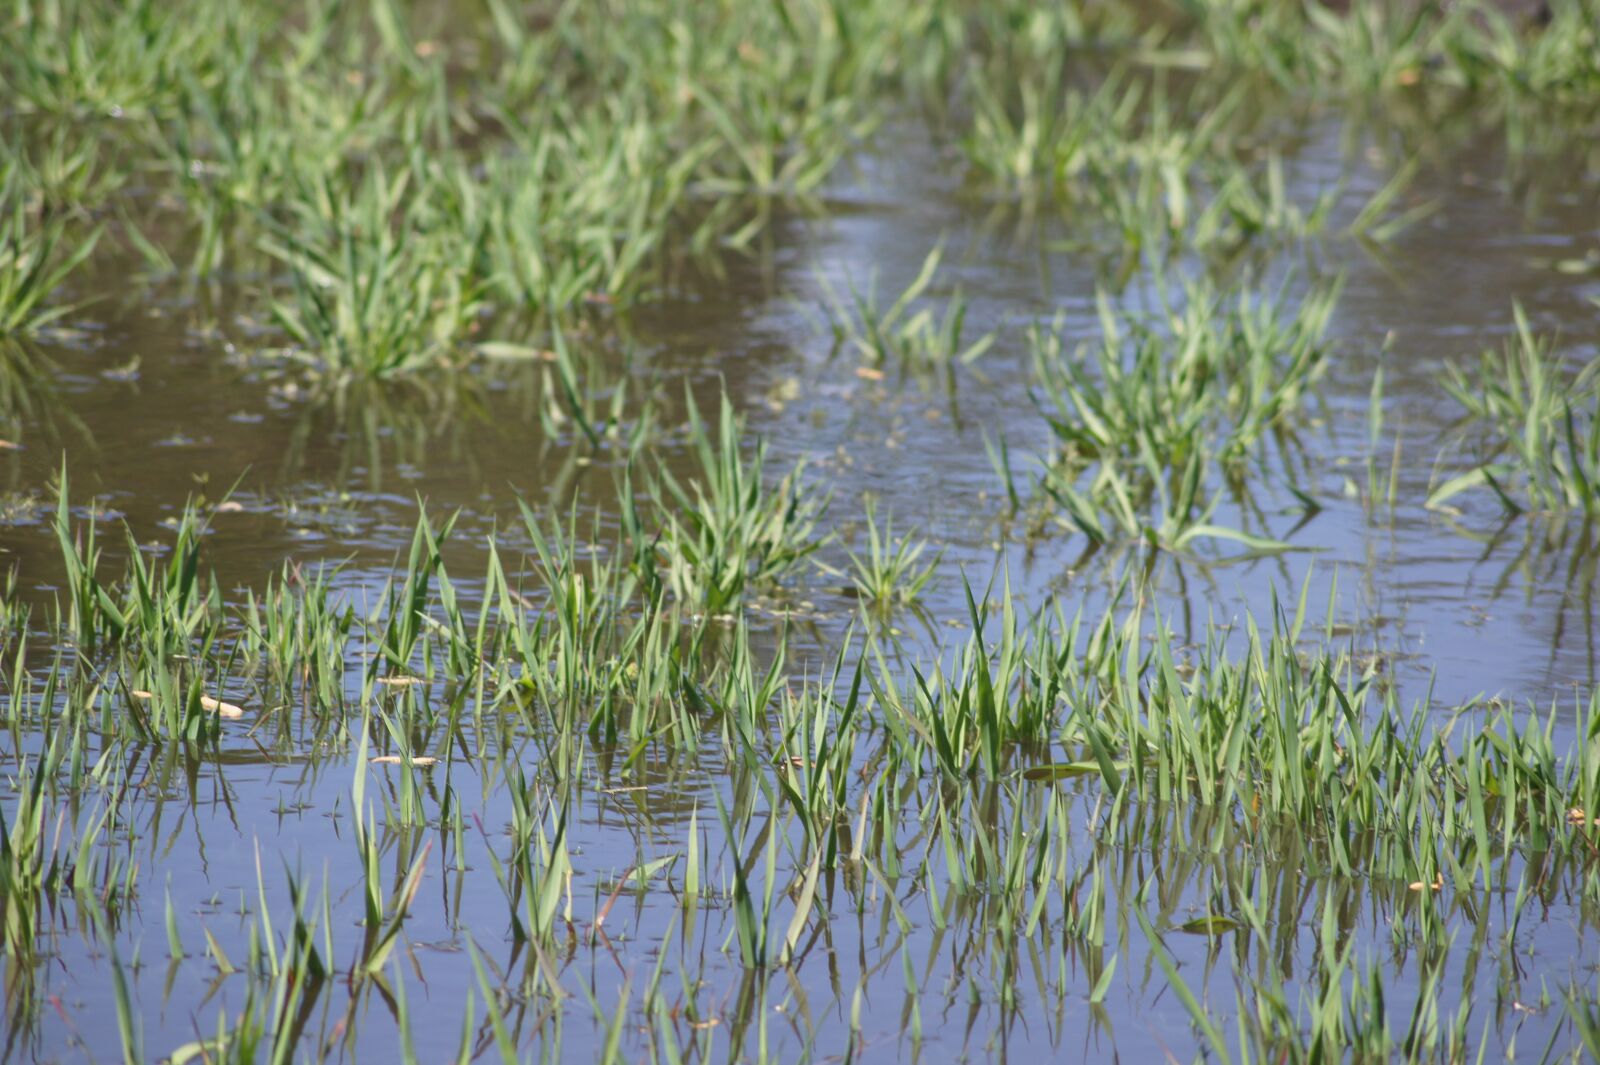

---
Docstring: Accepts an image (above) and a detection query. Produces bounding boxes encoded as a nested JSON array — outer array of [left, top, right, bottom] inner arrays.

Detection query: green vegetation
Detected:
[[1023, 272, 1335, 552], [651, 392, 826, 616], [7, 473, 1600, 1060], [819, 246, 995, 373], [3, 0, 1600, 1061], [845, 502, 939, 607], [2, 0, 1591, 372], [0, 165, 100, 337], [1431, 305, 1600, 516]]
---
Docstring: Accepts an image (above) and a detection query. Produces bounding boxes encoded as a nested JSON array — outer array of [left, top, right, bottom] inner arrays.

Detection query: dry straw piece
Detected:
[[131, 690, 244, 718]]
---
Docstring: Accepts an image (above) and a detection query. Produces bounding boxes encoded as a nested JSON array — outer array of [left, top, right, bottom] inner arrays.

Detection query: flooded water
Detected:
[[5, 97, 1600, 1063], [15, 117, 1597, 700]]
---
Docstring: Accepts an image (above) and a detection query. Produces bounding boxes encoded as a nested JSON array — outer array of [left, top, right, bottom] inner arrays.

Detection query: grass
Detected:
[[960, 64, 1361, 255], [3, 0, 1600, 1061], [816, 246, 995, 373], [8, 448, 1600, 1060], [1022, 270, 1336, 552], [0, 0, 1570, 373], [0, 164, 101, 337], [650, 391, 827, 616], [1430, 304, 1600, 516], [261, 166, 488, 376], [844, 501, 939, 607], [1187, 0, 1600, 102]]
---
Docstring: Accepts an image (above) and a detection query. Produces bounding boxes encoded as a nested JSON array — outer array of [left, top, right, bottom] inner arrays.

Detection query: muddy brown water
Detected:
[[4, 112, 1600, 1062]]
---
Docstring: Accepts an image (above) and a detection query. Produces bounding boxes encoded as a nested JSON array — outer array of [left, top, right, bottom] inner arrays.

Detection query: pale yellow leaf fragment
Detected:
[[200, 696, 243, 718], [131, 690, 244, 719]]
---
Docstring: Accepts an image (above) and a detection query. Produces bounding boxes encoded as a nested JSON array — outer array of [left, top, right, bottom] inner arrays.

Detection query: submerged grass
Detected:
[[650, 392, 827, 616], [844, 502, 939, 608], [6, 465, 1600, 1060], [3, 1, 1600, 1061], [1020, 269, 1336, 552], [817, 246, 995, 373], [1431, 304, 1600, 516]]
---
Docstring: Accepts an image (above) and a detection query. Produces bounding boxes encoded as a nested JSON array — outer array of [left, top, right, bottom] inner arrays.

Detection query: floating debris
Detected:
[[131, 691, 244, 718]]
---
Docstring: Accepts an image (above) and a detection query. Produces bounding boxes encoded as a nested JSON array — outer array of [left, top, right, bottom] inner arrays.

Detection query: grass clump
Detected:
[[0, 165, 100, 337], [1025, 273, 1336, 551], [817, 245, 994, 373], [870, 576, 1600, 879], [845, 502, 939, 607], [261, 167, 487, 377], [0, 0, 260, 120], [476, 127, 685, 316], [1430, 304, 1600, 516], [1189, 0, 1600, 102], [651, 392, 826, 615]]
